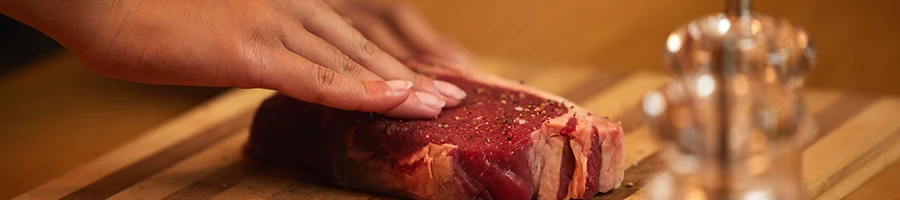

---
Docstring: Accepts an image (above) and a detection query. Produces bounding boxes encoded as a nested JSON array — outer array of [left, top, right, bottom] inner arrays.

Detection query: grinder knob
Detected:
[[642, 0, 817, 199]]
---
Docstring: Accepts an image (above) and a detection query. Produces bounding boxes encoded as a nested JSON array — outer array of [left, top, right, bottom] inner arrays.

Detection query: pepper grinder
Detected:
[[642, 0, 817, 199]]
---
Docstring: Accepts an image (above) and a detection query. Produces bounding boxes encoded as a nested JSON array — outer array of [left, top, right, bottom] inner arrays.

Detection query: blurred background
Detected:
[[1, 0, 899, 199]]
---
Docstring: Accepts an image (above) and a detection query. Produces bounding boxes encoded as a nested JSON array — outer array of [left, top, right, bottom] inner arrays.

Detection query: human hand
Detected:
[[325, 0, 474, 69], [0, 0, 466, 118]]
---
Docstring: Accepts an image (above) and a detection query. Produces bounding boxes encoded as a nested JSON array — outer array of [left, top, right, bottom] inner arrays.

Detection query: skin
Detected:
[[0, 0, 470, 118]]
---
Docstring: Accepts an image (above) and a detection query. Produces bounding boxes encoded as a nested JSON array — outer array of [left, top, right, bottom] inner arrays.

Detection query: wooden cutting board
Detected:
[[13, 59, 900, 200]]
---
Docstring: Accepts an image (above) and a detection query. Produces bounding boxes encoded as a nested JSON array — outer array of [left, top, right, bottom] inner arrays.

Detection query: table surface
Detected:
[[9, 58, 900, 200]]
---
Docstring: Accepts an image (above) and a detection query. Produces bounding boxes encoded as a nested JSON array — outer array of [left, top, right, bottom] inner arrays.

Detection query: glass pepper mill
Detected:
[[642, 0, 817, 199]]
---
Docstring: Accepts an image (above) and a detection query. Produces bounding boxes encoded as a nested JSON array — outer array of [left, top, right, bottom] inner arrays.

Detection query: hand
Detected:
[[0, 0, 467, 118], [325, 0, 474, 68]]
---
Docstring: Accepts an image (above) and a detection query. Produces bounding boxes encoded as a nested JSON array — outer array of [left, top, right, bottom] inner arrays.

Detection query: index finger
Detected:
[[297, 3, 466, 106]]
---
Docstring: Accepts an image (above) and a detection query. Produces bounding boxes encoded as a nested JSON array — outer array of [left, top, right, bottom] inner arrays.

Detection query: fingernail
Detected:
[[415, 91, 445, 109], [385, 80, 413, 91], [434, 80, 467, 100]]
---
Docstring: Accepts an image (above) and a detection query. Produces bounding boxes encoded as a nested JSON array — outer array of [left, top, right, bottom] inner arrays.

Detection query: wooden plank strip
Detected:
[[474, 58, 542, 81], [208, 169, 299, 200], [803, 98, 900, 198], [617, 89, 840, 137], [615, 104, 645, 134], [622, 127, 661, 170], [105, 130, 249, 200], [620, 88, 840, 135], [523, 66, 602, 95], [162, 161, 262, 200], [612, 88, 841, 138], [594, 127, 664, 200], [814, 127, 900, 200], [802, 90, 842, 113], [579, 72, 668, 119], [472, 57, 513, 75], [595, 152, 664, 200], [13, 89, 274, 200], [266, 177, 384, 200], [563, 70, 631, 104], [58, 114, 252, 200], [807, 94, 880, 142], [842, 152, 900, 200], [597, 91, 863, 199]]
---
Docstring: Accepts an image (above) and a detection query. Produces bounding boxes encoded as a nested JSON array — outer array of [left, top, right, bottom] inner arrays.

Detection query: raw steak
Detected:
[[244, 60, 625, 199]]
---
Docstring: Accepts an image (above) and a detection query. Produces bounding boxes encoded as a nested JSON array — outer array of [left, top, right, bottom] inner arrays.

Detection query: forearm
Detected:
[[0, 0, 136, 52]]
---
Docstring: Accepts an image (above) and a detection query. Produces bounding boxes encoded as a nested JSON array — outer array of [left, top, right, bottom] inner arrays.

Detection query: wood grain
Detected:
[[13, 89, 274, 200]]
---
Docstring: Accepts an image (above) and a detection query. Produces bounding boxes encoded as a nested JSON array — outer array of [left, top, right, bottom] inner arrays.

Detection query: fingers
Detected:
[[384, 3, 472, 67], [357, 1, 473, 68], [433, 35, 475, 68], [384, 3, 444, 57], [343, 7, 415, 60], [279, 25, 450, 117], [297, 3, 466, 107], [266, 50, 444, 118], [281, 26, 382, 81]]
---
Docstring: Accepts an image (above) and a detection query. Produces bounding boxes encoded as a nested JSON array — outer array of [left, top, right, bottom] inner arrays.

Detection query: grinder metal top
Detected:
[[643, 0, 817, 199]]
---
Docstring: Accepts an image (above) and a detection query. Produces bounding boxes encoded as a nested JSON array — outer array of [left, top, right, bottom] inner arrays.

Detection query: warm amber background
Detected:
[[1, 0, 899, 199], [409, 0, 900, 96]]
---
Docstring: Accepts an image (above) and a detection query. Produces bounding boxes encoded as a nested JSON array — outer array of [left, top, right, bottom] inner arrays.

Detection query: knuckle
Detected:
[[314, 66, 339, 89], [358, 39, 379, 62], [337, 55, 360, 76], [309, 66, 337, 104]]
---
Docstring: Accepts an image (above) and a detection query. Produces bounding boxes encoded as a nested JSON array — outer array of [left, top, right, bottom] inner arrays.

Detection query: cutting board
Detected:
[[14, 58, 900, 200]]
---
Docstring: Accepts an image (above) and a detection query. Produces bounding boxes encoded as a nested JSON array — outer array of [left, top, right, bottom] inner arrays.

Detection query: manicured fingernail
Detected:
[[415, 91, 445, 109], [434, 80, 467, 100], [385, 80, 413, 91]]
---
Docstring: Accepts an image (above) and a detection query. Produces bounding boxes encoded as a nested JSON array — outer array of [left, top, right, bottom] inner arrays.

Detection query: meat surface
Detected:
[[244, 60, 625, 199]]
